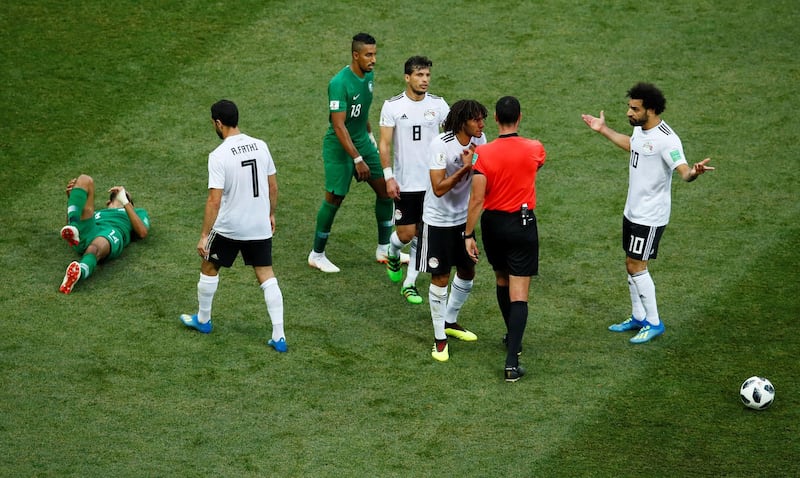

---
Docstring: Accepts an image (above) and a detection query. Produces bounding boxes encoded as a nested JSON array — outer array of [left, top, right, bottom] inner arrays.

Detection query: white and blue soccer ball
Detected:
[[740, 376, 775, 410]]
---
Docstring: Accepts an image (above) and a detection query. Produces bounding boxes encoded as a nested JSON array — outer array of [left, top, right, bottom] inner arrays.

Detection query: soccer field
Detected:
[[2, 1, 798, 476]]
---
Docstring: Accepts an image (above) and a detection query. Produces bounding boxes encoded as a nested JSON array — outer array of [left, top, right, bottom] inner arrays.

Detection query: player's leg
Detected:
[[59, 235, 109, 294], [429, 272, 450, 362], [419, 224, 449, 361], [309, 146, 351, 272], [444, 261, 477, 342], [248, 239, 287, 352], [365, 150, 395, 262], [621, 219, 666, 343], [62, 174, 97, 246], [181, 232, 230, 333]]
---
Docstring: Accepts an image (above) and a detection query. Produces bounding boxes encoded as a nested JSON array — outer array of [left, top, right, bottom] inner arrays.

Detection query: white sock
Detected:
[[628, 274, 646, 321], [631, 270, 660, 326], [260, 277, 285, 341], [429, 283, 448, 340], [445, 276, 473, 325], [389, 231, 406, 257], [404, 236, 419, 288], [197, 273, 219, 324]]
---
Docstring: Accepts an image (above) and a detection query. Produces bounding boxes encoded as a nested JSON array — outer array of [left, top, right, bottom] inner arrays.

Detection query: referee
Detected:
[[465, 96, 546, 382]]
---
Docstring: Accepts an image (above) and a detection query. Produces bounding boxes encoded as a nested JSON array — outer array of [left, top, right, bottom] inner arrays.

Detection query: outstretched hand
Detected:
[[581, 111, 606, 132], [692, 158, 715, 177]]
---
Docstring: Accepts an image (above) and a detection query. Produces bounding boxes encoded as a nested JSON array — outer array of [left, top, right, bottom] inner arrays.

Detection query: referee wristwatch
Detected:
[[462, 231, 475, 240]]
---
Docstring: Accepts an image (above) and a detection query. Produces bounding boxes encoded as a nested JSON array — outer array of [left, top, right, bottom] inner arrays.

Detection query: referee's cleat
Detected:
[[629, 321, 665, 344], [59, 261, 81, 294], [375, 245, 410, 264], [267, 337, 288, 353], [61, 225, 80, 246], [401, 285, 423, 304], [431, 340, 449, 362], [608, 316, 645, 332], [504, 365, 526, 383], [386, 255, 403, 282], [180, 314, 212, 334], [308, 250, 340, 273], [445, 323, 477, 341]]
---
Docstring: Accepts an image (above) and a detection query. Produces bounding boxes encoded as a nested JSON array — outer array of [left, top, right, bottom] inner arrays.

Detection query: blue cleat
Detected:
[[608, 316, 645, 332], [629, 322, 665, 344], [180, 314, 212, 334], [268, 337, 288, 353]]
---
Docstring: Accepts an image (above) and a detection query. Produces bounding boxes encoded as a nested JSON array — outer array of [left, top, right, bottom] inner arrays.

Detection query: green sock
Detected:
[[67, 187, 88, 224], [80, 253, 97, 279], [375, 197, 393, 245], [313, 200, 339, 252]]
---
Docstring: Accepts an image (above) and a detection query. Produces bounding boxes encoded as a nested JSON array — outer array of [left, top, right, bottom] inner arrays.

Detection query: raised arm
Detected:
[[581, 110, 632, 152]]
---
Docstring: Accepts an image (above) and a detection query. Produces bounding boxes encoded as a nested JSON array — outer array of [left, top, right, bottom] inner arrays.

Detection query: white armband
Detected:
[[353, 155, 364, 164], [383, 167, 394, 181]]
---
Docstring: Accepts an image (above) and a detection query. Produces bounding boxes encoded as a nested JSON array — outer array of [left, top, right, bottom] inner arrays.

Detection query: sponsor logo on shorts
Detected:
[[428, 257, 440, 269]]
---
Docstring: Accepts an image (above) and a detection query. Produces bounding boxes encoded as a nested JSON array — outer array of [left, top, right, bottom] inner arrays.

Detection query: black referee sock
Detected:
[[496, 285, 511, 329], [505, 301, 528, 368]]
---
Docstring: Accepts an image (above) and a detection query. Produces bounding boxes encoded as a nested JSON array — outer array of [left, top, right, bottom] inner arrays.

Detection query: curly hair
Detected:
[[627, 82, 666, 115], [443, 99, 488, 134]]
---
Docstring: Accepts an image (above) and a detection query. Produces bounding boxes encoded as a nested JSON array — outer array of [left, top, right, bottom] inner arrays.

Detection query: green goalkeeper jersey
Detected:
[[325, 66, 374, 147]]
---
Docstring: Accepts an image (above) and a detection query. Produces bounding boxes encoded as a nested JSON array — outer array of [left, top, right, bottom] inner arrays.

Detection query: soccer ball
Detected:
[[739, 376, 775, 410]]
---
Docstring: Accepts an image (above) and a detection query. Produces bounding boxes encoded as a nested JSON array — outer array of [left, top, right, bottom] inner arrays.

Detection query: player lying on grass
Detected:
[[59, 174, 150, 294]]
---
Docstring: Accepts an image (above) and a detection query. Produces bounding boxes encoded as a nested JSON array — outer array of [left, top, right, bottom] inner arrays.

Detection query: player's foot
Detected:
[[60, 225, 80, 246], [608, 316, 645, 332], [59, 261, 81, 294], [401, 285, 423, 304], [386, 255, 403, 282], [375, 245, 410, 264], [504, 365, 526, 383], [629, 321, 665, 344], [267, 337, 288, 353], [431, 340, 449, 362], [308, 250, 340, 273], [502, 334, 522, 356], [445, 323, 477, 341], [179, 314, 212, 334]]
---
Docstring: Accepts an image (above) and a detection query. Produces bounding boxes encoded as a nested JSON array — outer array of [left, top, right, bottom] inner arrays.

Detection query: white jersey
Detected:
[[379, 91, 449, 192], [208, 133, 277, 240], [624, 120, 688, 226], [423, 131, 487, 227]]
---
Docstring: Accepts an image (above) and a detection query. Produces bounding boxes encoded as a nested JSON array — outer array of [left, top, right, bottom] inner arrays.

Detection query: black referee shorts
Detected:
[[480, 209, 539, 276]]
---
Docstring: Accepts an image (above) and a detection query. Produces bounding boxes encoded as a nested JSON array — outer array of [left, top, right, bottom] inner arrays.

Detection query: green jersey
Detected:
[[95, 207, 150, 247], [325, 66, 374, 147]]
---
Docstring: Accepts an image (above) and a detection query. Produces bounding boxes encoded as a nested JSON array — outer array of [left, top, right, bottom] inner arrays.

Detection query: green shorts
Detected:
[[322, 134, 381, 196], [74, 218, 125, 260]]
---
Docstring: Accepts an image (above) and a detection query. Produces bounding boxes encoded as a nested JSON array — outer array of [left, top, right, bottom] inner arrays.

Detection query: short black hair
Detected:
[[495, 96, 521, 125], [352, 33, 376, 52], [211, 99, 238, 127], [404, 56, 432, 75], [444, 99, 488, 135], [627, 82, 666, 115]]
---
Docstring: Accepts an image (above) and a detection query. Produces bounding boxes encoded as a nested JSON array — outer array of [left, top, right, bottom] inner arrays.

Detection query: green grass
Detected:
[[2, 1, 799, 476]]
